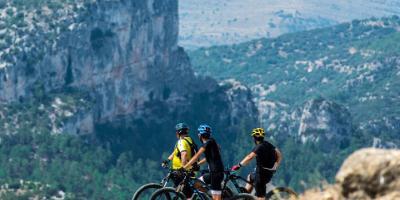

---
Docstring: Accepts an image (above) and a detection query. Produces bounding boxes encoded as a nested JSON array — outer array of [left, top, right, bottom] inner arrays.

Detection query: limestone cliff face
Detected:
[[1, 0, 183, 121], [0, 0, 257, 155], [297, 98, 353, 151]]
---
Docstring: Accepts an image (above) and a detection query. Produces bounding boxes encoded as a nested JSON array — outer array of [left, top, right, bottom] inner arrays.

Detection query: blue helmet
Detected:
[[197, 124, 212, 137]]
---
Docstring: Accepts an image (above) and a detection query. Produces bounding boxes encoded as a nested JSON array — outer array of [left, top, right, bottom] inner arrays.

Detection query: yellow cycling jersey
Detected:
[[172, 136, 194, 170]]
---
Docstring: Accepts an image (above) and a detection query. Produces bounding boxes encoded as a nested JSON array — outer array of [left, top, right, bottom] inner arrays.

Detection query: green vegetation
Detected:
[[0, 123, 355, 198], [0, 86, 258, 198], [7, 0, 85, 10], [189, 16, 400, 191], [189, 16, 400, 134], [0, 88, 92, 135], [0, 0, 92, 69], [0, 131, 164, 199], [0, 86, 366, 196]]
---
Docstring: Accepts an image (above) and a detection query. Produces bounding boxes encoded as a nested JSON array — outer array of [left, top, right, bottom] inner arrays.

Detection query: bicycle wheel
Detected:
[[132, 183, 163, 200], [151, 187, 186, 200], [265, 187, 298, 200], [228, 193, 257, 200]]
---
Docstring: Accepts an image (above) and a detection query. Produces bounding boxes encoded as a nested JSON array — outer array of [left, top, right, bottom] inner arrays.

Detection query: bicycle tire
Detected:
[[228, 193, 257, 200], [151, 187, 186, 200], [132, 183, 162, 200], [265, 187, 298, 200]]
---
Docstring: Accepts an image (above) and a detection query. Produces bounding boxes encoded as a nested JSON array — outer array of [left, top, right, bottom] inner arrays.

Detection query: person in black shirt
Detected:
[[184, 124, 224, 200], [231, 128, 282, 200]]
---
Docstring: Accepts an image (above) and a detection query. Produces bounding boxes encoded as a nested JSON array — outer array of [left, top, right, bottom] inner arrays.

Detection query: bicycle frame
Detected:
[[222, 170, 253, 193], [177, 171, 211, 200], [160, 170, 172, 187]]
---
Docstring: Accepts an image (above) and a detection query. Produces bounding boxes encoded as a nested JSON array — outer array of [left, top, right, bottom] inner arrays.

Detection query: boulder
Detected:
[[299, 148, 400, 200], [336, 148, 400, 199]]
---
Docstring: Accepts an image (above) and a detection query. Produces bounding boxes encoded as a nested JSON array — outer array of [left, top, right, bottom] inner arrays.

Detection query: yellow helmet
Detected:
[[251, 128, 265, 137]]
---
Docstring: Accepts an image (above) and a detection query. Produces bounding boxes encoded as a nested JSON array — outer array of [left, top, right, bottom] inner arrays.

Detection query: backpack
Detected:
[[183, 137, 200, 171], [176, 137, 198, 157]]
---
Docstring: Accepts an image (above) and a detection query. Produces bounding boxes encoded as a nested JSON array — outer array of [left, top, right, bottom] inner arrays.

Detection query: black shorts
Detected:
[[249, 169, 274, 197], [201, 172, 224, 191]]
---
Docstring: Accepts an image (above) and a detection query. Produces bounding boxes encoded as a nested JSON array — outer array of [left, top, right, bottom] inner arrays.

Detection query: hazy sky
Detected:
[[179, 0, 400, 47]]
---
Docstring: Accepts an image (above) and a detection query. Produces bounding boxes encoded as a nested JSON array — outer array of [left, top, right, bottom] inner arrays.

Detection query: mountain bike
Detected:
[[131, 165, 173, 200], [150, 170, 257, 200]]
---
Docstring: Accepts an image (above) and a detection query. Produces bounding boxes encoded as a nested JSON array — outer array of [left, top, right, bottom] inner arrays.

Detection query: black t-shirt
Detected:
[[202, 138, 224, 172], [252, 140, 277, 170]]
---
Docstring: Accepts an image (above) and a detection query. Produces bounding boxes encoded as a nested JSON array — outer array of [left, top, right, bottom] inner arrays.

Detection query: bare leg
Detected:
[[245, 174, 254, 193], [212, 194, 222, 200]]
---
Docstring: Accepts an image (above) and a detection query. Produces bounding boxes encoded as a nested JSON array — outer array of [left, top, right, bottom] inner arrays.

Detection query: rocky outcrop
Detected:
[[220, 79, 259, 125], [299, 148, 400, 200], [298, 98, 353, 151]]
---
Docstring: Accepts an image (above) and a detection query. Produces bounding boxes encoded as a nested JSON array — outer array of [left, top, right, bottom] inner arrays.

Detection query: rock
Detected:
[[298, 97, 353, 151], [336, 148, 400, 199], [299, 148, 400, 200], [299, 185, 343, 200], [220, 79, 258, 125]]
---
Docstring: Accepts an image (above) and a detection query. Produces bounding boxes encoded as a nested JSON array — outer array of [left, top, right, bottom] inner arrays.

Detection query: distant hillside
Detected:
[[179, 0, 400, 48], [189, 16, 400, 147], [188, 16, 400, 191]]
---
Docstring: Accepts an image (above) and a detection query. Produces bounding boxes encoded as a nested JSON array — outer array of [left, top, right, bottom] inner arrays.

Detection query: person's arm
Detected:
[[168, 152, 174, 160], [239, 152, 257, 166], [180, 151, 188, 166], [183, 147, 205, 169], [274, 148, 282, 169], [162, 151, 175, 168], [198, 158, 206, 165], [232, 152, 256, 170]]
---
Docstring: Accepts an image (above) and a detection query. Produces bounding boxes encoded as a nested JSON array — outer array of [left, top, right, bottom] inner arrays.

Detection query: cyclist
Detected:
[[184, 124, 224, 200], [162, 122, 197, 199], [231, 128, 282, 200]]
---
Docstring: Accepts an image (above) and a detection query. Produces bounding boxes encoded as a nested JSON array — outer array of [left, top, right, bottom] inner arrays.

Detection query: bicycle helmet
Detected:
[[251, 128, 265, 138], [175, 123, 189, 134], [197, 124, 212, 137]]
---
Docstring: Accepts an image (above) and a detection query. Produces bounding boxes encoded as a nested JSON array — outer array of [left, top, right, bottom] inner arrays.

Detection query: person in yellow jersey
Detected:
[[162, 122, 198, 198]]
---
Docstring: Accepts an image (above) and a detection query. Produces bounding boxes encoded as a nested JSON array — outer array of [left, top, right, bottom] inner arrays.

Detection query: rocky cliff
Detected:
[[0, 0, 257, 156], [298, 98, 353, 151]]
